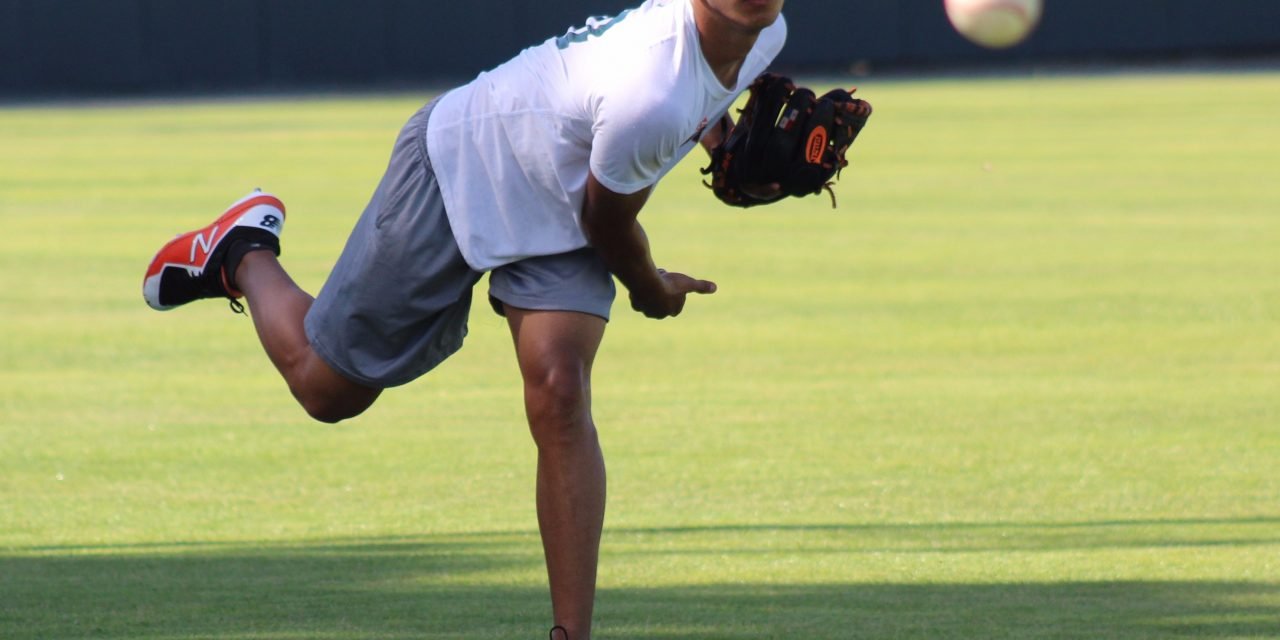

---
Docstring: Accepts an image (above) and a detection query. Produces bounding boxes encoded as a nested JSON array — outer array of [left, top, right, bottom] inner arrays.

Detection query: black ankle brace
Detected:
[[223, 239, 278, 293]]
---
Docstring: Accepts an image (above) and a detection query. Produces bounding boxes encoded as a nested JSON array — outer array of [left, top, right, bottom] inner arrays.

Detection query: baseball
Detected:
[[944, 0, 1043, 49]]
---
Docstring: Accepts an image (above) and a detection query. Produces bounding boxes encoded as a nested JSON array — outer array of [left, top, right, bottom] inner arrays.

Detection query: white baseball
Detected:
[[944, 0, 1043, 49]]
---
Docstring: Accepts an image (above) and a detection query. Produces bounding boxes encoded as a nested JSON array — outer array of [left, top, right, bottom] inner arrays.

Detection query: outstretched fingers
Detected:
[[661, 269, 717, 295]]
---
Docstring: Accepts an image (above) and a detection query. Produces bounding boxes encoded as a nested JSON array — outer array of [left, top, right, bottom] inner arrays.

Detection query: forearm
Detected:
[[581, 173, 717, 319], [580, 175, 671, 306], [582, 212, 664, 298]]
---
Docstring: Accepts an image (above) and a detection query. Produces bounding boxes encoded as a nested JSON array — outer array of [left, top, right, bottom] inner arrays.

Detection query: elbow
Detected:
[[579, 173, 651, 249], [580, 208, 606, 245], [579, 189, 615, 247]]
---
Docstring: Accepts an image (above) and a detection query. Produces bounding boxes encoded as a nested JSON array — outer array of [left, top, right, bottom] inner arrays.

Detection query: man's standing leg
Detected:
[[505, 307, 608, 640]]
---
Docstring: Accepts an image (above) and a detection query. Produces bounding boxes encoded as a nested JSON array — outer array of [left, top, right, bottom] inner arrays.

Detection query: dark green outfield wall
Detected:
[[2, 0, 1278, 96]]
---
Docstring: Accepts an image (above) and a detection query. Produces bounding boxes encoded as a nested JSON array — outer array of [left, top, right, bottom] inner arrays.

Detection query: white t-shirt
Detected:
[[425, 0, 787, 270]]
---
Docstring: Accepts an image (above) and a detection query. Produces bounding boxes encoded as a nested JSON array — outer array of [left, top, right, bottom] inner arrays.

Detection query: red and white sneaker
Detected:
[[142, 189, 285, 312]]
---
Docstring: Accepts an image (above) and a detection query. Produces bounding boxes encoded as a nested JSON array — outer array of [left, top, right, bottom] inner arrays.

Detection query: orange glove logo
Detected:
[[805, 128, 827, 164]]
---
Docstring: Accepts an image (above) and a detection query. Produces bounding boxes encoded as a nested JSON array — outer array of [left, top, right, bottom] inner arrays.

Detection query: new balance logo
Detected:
[[261, 214, 281, 230], [190, 225, 219, 263]]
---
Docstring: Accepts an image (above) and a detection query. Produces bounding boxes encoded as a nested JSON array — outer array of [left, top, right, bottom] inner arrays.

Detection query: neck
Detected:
[[693, 0, 762, 88]]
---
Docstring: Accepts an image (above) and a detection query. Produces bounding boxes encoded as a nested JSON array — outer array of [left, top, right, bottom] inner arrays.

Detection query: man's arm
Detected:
[[699, 113, 734, 154], [581, 172, 716, 319]]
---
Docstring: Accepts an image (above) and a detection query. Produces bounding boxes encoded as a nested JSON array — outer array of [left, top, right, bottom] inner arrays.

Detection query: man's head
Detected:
[[698, 0, 785, 34]]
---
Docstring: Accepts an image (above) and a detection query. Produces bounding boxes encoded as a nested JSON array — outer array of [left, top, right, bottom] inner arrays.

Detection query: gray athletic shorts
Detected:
[[304, 99, 616, 388]]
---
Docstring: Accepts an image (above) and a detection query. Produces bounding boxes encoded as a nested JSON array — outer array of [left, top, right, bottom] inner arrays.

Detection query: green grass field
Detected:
[[1, 71, 1278, 639]]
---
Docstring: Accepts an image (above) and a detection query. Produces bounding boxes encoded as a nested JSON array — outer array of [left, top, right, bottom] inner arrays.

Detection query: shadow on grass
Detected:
[[611, 515, 1280, 554], [2, 518, 1277, 639]]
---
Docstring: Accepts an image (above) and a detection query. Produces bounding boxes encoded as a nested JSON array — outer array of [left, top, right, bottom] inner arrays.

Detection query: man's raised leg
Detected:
[[234, 251, 380, 423], [141, 190, 379, 424]]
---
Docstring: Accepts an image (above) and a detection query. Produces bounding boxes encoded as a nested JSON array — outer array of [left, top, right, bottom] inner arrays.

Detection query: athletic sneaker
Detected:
[[142, 190, 285, 312]]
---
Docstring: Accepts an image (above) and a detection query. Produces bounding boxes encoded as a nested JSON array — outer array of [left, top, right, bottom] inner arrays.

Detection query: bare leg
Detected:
[[505, 306, 608, 640], [236, 251, 381, 422]]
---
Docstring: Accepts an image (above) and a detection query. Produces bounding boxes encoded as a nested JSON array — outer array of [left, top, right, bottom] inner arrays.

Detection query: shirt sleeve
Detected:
[[588, 92, 685, 195]]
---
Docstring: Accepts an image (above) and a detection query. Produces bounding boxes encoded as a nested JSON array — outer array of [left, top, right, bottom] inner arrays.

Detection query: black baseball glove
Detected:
[[702, 73, 872, 208]]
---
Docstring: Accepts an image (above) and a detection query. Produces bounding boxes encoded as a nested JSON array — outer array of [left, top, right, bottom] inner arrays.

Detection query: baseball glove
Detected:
[[701, 73, 872, 208]]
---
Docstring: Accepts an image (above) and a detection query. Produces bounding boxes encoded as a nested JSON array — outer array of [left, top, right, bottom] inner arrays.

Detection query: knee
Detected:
[[301, 397, 360, 424], [287, 356, 381, 424], [296, 389, 371, 424], [523, 365, 593, 446], [304, 404, 356, 424]]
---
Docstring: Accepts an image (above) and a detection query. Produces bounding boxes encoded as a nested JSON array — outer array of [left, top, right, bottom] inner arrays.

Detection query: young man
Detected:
[[143, 1, 786, 637]]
